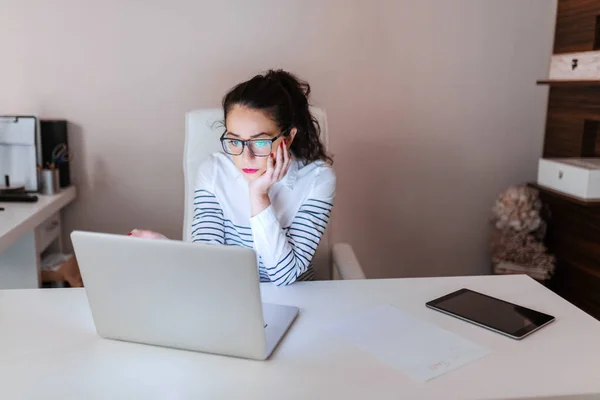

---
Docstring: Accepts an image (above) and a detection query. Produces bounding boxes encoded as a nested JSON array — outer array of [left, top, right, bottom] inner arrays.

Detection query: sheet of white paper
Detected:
[[327, 305, 491, 382]]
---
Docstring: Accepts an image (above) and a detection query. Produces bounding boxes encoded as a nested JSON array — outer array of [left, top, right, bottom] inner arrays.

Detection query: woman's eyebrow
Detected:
[[225, 131, 272, 139], [251, 132, 271, 138]]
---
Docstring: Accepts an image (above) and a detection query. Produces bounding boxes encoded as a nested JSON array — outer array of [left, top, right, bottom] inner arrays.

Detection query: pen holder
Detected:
[[40, 169, 60, 195]]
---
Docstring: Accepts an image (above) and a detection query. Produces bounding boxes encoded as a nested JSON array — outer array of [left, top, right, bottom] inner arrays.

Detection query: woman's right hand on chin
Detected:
[[127, 229, 168, 240]]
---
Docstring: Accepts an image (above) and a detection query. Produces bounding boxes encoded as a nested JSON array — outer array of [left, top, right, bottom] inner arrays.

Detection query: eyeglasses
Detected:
[[220, 129, 289, 157]]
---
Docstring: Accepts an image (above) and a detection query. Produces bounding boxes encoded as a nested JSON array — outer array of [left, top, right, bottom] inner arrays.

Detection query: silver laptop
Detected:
[[70, 230, 298, 361]]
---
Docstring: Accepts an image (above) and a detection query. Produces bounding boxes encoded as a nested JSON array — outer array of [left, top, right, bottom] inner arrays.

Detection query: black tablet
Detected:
[[426, 288, 555, 340]]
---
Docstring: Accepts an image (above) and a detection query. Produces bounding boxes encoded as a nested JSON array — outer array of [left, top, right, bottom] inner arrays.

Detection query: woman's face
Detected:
[[224, 105, 292, 181]]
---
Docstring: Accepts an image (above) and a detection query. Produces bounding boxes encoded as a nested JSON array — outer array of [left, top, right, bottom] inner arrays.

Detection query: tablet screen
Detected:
[[427, 289, 555, 338]]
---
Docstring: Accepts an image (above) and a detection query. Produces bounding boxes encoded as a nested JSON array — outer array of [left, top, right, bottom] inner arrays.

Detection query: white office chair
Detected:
[[183, 108, 365, 281]]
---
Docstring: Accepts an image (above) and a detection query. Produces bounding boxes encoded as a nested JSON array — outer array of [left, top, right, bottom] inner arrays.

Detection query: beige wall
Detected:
[[0, 0, 557, 278]]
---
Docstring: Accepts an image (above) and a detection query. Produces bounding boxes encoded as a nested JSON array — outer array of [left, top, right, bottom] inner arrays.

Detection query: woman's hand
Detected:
[[248, 140, 291, 217], [248, 140, 291, 198], [128, 229, 168, 239]]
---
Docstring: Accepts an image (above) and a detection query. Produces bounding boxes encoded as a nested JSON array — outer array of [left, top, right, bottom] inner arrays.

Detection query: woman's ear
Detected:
[[286, 127, 297, 147]]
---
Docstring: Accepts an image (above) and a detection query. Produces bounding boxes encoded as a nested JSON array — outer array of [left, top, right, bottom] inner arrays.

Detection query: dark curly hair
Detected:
[[222, 69, 332, 165]]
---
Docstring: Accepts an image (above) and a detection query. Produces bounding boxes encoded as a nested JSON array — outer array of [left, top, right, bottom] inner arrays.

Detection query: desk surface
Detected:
[[0, 187, 76, 253], [0, 274, 598, 400]]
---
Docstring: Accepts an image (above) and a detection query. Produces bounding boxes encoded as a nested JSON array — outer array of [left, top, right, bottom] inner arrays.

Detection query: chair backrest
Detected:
[[183, 107, 332, 280]]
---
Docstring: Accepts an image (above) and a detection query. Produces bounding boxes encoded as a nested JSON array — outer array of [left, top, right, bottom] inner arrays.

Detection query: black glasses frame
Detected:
[[220, 128, 290, 157]]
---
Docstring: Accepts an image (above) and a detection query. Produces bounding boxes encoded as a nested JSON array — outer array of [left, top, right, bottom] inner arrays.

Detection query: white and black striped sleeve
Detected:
[[250, 167, 336, 286], [191, 189, 225, 244], [190, 157, 225, 245]]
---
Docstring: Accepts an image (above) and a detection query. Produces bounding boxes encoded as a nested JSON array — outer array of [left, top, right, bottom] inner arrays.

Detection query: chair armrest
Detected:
[[332, 243, 365, 280]]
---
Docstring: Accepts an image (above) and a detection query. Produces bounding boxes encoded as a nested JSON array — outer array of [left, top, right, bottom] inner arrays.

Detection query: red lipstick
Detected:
[[242, 168, 259, 174]]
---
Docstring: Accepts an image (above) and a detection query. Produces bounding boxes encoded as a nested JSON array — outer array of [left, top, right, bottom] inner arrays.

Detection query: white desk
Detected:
[[0, 275, 599, 399], [0, 187, 76, 288]]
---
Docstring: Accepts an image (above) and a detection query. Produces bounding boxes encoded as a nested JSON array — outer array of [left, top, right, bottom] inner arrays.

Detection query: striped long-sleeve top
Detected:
[[190, 152, 336, 286]]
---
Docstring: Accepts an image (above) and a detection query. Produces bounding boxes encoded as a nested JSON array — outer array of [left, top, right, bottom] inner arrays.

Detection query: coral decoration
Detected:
[[491, 186, 555, 281]]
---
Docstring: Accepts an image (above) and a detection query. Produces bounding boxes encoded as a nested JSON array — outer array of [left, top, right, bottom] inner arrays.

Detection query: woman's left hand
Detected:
[[128, 229, 168, 239], [249, 140, 291, 198]]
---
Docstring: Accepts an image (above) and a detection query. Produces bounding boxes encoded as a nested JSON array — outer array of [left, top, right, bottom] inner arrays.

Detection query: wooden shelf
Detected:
[[537, 80, 600, 86], [528, 183, 600, 206]]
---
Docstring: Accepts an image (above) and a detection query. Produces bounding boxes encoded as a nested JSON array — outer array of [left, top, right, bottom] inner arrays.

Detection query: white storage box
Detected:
[[537, 158, 600, 200], [549, 50, 600, 81]]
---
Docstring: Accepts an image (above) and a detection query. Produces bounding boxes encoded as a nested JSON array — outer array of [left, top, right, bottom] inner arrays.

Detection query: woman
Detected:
[[135, 69, 335, 286]]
